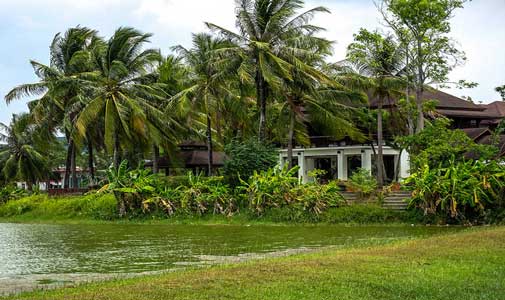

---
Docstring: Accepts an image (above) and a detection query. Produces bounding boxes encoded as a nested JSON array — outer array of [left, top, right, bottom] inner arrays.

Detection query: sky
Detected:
[[0, 0, 504, 125]]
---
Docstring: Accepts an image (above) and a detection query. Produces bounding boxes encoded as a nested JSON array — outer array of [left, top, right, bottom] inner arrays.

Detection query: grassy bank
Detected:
[[0, 194, 415, 225], [6, 226, 504, 300]]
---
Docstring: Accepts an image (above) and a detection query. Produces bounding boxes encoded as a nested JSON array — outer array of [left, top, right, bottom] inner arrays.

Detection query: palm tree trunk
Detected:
[[377, 100, 384, 188], [216, 110, 223, 144], [26, 181, 33, 192], [256, 70, 267, 141], [63, 139, 73, 189], [287, 110, 295, 169], [113, 134, 121, 170], [71, 144, 78, 189], [206, 113, 214, 176], [87, 140, 95, 183], [152, 144, 159, 174]]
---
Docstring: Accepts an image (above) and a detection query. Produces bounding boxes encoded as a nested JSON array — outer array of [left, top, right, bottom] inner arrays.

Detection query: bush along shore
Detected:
[[1, 160, 501, 225], [0, 163, 417, 224]]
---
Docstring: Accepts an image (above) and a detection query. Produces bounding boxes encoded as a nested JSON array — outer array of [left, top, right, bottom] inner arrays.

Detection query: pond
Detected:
[[0, 223, 462, 295]]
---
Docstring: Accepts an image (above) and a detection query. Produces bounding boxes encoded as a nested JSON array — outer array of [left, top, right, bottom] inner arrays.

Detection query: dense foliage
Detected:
[[0, 185, 28, 205], [241, 166, 345, 216], [88, 162, 346, 219], [406, 159, 505, 223], [401, 120, 505, 223], [223, 139, 278, 186]]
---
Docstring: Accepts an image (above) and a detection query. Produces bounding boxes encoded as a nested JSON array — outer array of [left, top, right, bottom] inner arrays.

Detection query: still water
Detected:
[[0, 223, 461, 294]]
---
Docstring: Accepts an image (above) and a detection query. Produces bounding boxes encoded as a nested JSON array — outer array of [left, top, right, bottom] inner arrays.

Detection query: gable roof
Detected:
[[483, 101, 505, 117], [370, 89, 503, 120], [461, 128, 492, 142], [371, 89, 483, 111]]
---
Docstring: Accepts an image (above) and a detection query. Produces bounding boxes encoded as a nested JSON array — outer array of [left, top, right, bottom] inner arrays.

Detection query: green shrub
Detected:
[[405, 159, 505, 222], [0, 185, 28, 204], [397, 119, 497, 170], [241, 166, 344, 216], [345, 168, 377, 198], [141, 173, 237, 217], [223, 139, 278, 186]]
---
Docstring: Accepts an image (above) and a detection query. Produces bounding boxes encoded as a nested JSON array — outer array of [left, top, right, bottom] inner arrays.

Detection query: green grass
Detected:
[[0, 194, 413, 225], [0, 194, 117, 221], [6, 226, 504, 300]]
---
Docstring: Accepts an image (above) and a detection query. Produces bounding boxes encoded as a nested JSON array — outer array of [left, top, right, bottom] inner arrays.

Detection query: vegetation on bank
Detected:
[[6, 227, 505, 300], [0, 193, 411, 225], [2, 123, 505, 226]]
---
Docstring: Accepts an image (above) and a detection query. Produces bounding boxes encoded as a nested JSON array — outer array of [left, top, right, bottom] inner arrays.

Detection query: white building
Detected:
[[279, 144, 410, 183]]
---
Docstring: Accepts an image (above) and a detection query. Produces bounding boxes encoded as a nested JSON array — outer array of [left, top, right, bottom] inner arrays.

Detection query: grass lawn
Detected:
[[7, 226, 505, 300]]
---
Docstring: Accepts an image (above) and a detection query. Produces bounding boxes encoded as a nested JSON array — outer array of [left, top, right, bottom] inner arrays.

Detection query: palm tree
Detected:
[[172, 33, 236, 175], [206, 0, 330, 141], [0, 114, 49, 191], [143, 55, 188, 174], [76, 27, 172, 171], [5, 26, 100, 189], [276, 32, 365, 169], [345, 29, 405, 187]]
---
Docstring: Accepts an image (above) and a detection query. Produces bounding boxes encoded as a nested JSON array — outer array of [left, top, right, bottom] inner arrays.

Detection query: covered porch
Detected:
[[279, 145, 410, 183]]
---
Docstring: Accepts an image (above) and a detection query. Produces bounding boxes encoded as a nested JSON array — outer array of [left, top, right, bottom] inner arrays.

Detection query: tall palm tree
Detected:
[[206, 0, 330, 141], [76, 27, 172, 170], [5, 26, 100, 189], [0, 114, 50, 191], [144, 55, 188, 174], [276, 30, 365, 169], [172, 33, 236, 175], [345, 29, 405, 187]]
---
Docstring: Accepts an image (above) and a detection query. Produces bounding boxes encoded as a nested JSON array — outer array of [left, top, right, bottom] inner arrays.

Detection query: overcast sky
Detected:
[[1, 0, 504, 125]]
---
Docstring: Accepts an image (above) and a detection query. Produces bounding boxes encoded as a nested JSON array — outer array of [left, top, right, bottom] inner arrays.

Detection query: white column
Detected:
[[305, 157, 315, 183], [297, 152, 305, 183], [399, 150, 410, 179], [337, 152, 345, 180], [362, 150, 372, 174]]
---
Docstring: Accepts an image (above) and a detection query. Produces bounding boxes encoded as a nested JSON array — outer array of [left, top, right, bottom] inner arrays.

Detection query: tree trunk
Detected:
[[71, 143, 78, 189], [377, 100, 384, 188], [405, 45, 415, 136], [287, 110, 295, 169], [256, 70, 267, 141], [87, 140, 95, 184], [415, 87, 424, 133], [206, 113, 214, 176], [152, 144, 159, 174], [216, 110, 223, 144], [63, 139, 73, 189], [394, 148, 403, 182], [113, 134, 121, 170], [415, 38, 425, 133]]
